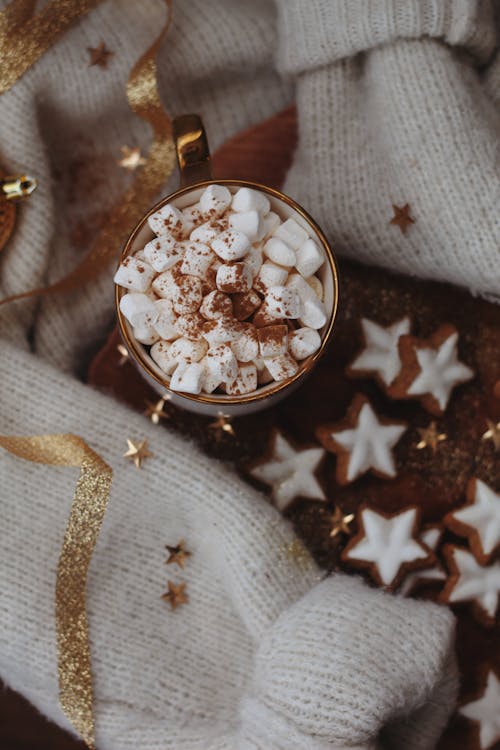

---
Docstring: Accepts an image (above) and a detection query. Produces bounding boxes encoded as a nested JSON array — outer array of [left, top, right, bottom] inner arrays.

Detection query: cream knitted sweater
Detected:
[[2, 0, 496, 747]]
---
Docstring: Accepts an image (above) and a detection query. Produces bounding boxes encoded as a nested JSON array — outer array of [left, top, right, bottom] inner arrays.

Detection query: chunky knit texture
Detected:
[[2, 0, 492, 746]]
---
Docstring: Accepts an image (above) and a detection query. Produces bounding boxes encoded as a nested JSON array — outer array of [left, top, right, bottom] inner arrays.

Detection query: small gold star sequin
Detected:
[[165, 540, 191, 569], [389, 203, 415, 234], [330, 507, 355, 539], [118, 146, 147, 171], [144, 395, 171, 424], [87, 41, 114, 68], [416, 422, 447, 453], [123, 438, 153, 469], [208, 413, 235, 440], [482, 419, 500, 452], [161, 580, 188, 610], [116, 344, 129, 366]]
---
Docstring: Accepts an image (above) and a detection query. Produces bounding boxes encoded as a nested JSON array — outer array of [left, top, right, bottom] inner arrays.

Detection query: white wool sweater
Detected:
[[2, 0, 495, 746]]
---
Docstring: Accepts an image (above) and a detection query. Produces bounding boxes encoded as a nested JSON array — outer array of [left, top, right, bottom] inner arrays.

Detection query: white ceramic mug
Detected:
[[115, 115, 339, 416]]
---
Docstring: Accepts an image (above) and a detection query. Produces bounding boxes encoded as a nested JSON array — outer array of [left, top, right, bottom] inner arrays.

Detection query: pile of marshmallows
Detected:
[[114, 184, 328, 396]]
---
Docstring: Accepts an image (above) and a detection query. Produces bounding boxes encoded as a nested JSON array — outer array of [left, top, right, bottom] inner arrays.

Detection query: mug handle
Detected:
[[172, 114, 213, 187]]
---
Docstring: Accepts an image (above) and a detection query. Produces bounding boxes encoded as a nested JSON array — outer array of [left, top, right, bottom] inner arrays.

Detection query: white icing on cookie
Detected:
[[452, 480, 500, 560], [460, 670, 500, 750], [249, 432, 326, 511], [350, 317, 410, 386], [400, 526, 446, 595], [345, 507, 429, 587], [332, 402, 406, 482], [446, 547, 500, 619], [407, 331, 473, 411]]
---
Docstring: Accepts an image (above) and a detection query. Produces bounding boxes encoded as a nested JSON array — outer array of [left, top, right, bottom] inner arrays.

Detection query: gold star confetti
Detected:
[[208, 413, 235, 440], [116, 343, 129, 366], [123, 438, 153, 469], [416, 422, 447, 453], [389, 203, 415, 234], [482, 419, 500, 452], [330, 507, 355, 539], [165, 539, 191, 569], [144, 395, 171, 424], [118, 146, 147, 171], [87, 41, 114, 68], [161, 580, 188, 610]]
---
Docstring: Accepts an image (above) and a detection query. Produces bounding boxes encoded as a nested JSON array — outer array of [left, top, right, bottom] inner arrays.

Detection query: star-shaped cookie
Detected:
[[248, 430, 326, 511], [347, 316, 411, 387], [400, 526, 446, 595], [445, 479, 500, 565], [389, 324, 473, 416], [316, 394, 407, 485], [441, 546, 500, 626], [459, 669, 500, 750], [341, 505, 432, 589]]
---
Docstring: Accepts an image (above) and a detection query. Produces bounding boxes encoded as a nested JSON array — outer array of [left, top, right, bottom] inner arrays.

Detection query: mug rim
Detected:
[[115, 178, 340, 406]]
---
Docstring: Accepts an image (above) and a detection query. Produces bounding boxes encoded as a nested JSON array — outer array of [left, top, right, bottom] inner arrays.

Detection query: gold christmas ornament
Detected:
[[0, 172, 37, 252]]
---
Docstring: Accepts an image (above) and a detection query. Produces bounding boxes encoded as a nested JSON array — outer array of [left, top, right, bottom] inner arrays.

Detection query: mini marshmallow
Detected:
[[299, 298, 327, 330], [119, 292, 155, 325], [133, 312, 160, 345], [182, 203, 204, 233], [199, 359, 223, 394], [169, 337, 207, 364], [201, 268, 218, 296], [216, 262, 253, 293], [255, 356, 274, 385], [228, 210, 263, 242], [150, 341, 177, 375], [148, 203, 186, 239], [286, 272, 318, 302], [264, 352, 299, 382], [252, 301, 284, 328], [265, 286, 303, 319], [170, 361, 204, 394], [152, 267, 179, 299], [264, 237, 296, 267], [257, 324, 288, 358], [180, 241, 215, 279], [232, 187, 270, 215], [190, 220, 222, 244], [307, 275, 324, 300], [253, 260, 288, 293], [200, 290, 233, 320], [289, 327, 322, 359], [143, 236, 180, 272], [202, 317, 241, 346], [174, 312, 205, 340], [212, 230, 250, 261], [152, 299, 178, 340], [231, 324, 259, 362], [205, 343, 238, 383], [245, 246, 263, 278], [172, 275, 203, 314], [225, 362, 258, 396], [261, 211, 280, 239], [199, 184, 232, 218], [114, 256, 155, 292], [273, 217, 309, 250], [295, 238, 324, 277], [232, 290, 261, 321]]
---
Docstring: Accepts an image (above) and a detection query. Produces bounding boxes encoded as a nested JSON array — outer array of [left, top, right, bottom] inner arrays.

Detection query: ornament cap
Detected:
[[1, 174, 37, 200]]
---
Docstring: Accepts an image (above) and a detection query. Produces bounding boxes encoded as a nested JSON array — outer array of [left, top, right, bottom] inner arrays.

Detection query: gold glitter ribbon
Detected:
[[0, 434, 113, 749], [0, 0, 175, 307]]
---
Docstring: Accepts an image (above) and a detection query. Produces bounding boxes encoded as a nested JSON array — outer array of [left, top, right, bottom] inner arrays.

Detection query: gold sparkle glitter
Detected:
[[123, 438, 153, 469], [118, 146, 146, 171], [330, 507, 355, 539], [162, 580, 188, 610], [416, 422, 447, 453], [165, 539, 191, 569], [482, 419, 500, 452]]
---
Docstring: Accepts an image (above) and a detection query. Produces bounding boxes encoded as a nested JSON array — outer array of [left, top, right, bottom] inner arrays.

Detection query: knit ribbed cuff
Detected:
[[276, 0, 497, 74]]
